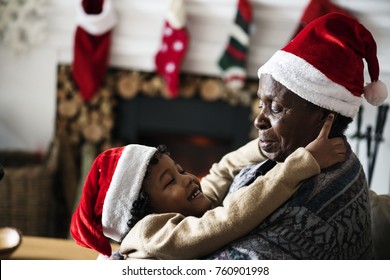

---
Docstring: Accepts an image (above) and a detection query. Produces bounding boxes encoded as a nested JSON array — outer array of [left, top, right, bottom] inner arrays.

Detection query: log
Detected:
[[58, 99, 79, 119], [199, 79, 224, 101], [117, 73, 140, 99], [82, 123, 103, 144], [180, 76, 199, 99], [141, 76, 163, 97]]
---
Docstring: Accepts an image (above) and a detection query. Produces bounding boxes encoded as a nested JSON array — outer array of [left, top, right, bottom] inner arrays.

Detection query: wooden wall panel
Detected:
[[47, 0, 389, 84]]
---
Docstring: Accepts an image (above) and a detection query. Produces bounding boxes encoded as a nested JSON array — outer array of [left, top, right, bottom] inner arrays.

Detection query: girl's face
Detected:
[[143, 154, 211, 217]]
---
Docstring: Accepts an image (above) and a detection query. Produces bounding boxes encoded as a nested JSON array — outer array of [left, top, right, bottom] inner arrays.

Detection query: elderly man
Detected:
[[202, 12, 387, 259]]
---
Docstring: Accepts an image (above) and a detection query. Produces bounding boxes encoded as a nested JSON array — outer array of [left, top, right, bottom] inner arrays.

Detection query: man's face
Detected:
[[254, 75, 325, 162], [143, 154, 211, 217]]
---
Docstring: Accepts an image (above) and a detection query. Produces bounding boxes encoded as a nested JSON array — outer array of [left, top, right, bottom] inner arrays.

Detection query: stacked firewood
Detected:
[[56, 65, 259, 148]]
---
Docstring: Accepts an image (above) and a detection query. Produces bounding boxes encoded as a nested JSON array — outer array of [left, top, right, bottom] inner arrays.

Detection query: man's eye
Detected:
[[271, 103, 283, 113]]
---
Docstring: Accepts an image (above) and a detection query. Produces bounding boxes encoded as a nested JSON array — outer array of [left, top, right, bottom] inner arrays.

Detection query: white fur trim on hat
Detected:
[[76, 0, 117, 35], [258, 50, 363, 118], [102, 145, 157, 242], [166, 0, 186, 29]]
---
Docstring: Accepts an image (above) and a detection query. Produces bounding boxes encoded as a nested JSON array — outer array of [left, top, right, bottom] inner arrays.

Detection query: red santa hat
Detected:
[[291, 0, 354, 39], [258, 12, 388, 118], [70, 144, 157, 257]]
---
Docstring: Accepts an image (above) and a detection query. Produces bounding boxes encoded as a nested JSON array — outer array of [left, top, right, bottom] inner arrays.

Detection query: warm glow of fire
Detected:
[[188, 135, 216, 147]]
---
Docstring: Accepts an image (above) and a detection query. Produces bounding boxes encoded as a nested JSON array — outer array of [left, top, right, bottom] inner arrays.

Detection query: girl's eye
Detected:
[[258, 101, 264, 109], [177, 164, 185, 174], [165, 177, 174, 188]]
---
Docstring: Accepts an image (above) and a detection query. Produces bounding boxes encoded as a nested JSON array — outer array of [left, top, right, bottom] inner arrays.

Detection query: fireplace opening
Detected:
[[139, 132, 232, 179], [114, 95, 253, 178]]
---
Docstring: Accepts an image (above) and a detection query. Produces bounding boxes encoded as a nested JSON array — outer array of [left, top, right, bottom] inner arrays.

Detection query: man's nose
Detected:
[[254, 111, 270, 130]]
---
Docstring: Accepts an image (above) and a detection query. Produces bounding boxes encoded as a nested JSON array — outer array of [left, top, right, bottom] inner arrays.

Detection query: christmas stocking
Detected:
[[218, 0, 253, 90], [155, 0, 189, 98], [291, 0, 355, 39], [72, 0, 117, 102]]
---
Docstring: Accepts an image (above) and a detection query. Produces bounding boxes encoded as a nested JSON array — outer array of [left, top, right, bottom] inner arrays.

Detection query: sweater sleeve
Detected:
[[201, 139, 266, 207], [120, 147, 320, 260]]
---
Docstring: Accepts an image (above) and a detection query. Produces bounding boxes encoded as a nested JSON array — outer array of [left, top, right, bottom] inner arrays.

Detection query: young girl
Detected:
[[70, 114, 346, 259]]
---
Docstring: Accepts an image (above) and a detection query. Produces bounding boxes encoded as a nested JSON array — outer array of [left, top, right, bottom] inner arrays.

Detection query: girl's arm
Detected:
[[201, 139, 266, 207]]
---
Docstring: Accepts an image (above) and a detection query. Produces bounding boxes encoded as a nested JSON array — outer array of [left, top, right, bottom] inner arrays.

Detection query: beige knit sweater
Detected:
[[120, 140, 320, 259]]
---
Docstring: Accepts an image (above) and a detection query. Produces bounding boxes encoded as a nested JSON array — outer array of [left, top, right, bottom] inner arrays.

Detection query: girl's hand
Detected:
[[305, 114, 347, 169]]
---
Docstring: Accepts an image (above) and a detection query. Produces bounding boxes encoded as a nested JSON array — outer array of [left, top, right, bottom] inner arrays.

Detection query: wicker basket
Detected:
[[0, 140, 58, 237]]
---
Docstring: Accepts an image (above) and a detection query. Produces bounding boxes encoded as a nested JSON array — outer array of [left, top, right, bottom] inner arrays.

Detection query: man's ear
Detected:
[[316, 109, 337, 130], [317, 108, 328, 123], [318, 109, 337, 122]]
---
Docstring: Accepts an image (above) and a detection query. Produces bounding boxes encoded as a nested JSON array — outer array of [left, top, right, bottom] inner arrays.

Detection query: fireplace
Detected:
[[114, 95, 252, 178], [54, 65, 258, 237]]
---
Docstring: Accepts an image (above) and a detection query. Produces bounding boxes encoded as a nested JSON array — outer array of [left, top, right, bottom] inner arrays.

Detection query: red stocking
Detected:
[[72, 0, 117, 102], [155, 0, 189, 98]]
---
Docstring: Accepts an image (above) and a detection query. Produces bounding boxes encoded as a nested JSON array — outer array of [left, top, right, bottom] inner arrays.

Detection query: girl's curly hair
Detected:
[[126, 145, 170, 232]]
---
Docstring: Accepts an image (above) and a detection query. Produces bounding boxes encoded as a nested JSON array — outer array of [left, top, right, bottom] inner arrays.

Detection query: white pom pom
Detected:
[[364, 80, 388, 106]]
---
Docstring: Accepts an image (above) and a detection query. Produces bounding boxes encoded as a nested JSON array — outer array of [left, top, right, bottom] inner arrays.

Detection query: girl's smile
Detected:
[[143, 154, 211, 217]]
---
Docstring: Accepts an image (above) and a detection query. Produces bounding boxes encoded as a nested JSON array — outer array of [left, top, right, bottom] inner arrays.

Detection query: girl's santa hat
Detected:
[[70, 145, 157, 257], [258, 12, 388, 118]]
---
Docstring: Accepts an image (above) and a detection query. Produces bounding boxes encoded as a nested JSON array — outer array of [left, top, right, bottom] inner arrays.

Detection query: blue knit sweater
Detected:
[[206, 144, 374, 260]]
